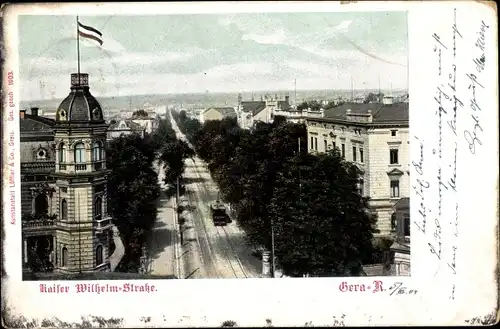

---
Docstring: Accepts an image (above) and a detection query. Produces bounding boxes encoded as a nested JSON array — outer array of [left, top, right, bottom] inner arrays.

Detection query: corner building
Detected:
[[305, 97, 409, 236], [21, 73, 113, 275]]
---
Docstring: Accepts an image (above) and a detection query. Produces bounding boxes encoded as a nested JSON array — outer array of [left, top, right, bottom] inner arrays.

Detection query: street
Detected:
[[146, 160, 180, 278], [170, 112, 262, 279]]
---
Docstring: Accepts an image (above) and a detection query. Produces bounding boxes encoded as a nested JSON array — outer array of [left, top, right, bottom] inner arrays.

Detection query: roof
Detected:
[[394, 197, 410, 211], [20, 114, 55, 133], [321, 102, 409, 124], [241, 101, 266, 115], [55, 73, 105, 122], [109, 120, 144, 131], [206, 107, 237, 117]]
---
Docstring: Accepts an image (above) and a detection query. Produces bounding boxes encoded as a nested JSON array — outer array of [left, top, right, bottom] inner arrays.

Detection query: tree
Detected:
[[132, 109, 149, 117], [160, 139, 194, 186], [364, 92, 384, 104], [191, 117, 377, 277], [269, 151, 376, 276], [297, 100, 322, 112], [106, 134, 160, 272]]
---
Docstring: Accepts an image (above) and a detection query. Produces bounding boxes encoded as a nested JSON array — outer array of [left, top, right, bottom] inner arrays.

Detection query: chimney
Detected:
[[382, 96, 393, 105], [367, 109, 373, 123], [285, 95, 290, 104], [20, 110, 26, 119], [30, 107, 39, 116]]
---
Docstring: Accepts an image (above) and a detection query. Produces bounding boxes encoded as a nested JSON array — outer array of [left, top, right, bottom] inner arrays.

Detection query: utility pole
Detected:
[[176, 175, 182, 245], [351, 76, 354, 101], [294, 78, 297, 109]]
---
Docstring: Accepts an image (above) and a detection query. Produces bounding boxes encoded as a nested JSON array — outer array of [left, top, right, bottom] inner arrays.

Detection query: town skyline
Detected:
[[19, 12, 408, 101]]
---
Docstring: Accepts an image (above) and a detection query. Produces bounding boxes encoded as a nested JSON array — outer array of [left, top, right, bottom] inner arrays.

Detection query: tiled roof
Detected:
[[241, 101, 266, 116], [206, 107, 237, 117], [20, 114, 55, 133], [322, 102, 409, 123]]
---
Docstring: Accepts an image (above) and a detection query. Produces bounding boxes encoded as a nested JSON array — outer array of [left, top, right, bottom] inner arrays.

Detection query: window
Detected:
[[360, 148, 364, 163], [390, 149, 399, 164], [61, 199, 68, 221], [59, 143, 66, 169], [403, 214, 410, 236], [61, 247, 68, 267], [92, 142, 103, 170], [96, 245, 103, 266], [324, 140, 327, 152], [332, 142, 336, 150], [74, 143, 86, 170], [74, 143, 85, 163], [391, 213, 397, 232], [95, 196, 102, 221], [92, 142, 102, 161], [390, 179, 400, 198], [391, 130, 397, 136], [34, 194, 48, 216], [352, 146, 357, 162], [341, 143, 345, 157], [310, 136, 314, 149], [314, 137, 318, 150]]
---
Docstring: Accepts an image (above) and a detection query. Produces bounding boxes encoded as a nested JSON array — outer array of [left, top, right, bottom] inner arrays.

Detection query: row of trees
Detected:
[[106, 114, 194, 272], [106, 134, 160, 272], [173, 111, 378, 277], [151, 116, 195, 191]]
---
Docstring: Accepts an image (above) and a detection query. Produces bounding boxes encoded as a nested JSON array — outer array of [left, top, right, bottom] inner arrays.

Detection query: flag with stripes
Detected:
[[78, 21, 103, 46]]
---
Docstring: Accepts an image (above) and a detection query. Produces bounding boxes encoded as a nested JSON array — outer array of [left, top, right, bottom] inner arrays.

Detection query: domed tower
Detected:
[[52, 73, 112, 273]]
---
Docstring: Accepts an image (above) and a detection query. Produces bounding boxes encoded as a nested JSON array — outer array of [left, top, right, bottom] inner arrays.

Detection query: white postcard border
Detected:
[[2, 1, 498, 327]]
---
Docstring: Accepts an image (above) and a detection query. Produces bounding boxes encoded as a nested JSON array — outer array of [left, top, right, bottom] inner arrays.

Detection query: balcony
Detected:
[[22, 213, 57, 231], [56, 161, 106, 173], [75, 164, 87, 171], [94, 216, 113, 233]]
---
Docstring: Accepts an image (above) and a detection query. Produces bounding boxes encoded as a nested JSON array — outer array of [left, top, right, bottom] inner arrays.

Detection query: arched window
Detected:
[[92, 141, 102, 161], [95, 245, 103, 266], [61, 247, 68, 267], [34, 194, 48, 216], [74, 143, 85, 163], [95, 196, 102, 220], [61, 199, 68, 221], [59, 143, 66, 162]]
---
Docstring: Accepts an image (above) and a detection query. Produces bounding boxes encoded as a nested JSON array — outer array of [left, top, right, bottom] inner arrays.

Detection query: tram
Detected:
[[210, 200, 232, 226]]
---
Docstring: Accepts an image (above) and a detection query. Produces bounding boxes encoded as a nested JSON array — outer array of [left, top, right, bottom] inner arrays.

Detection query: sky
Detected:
[[18, 12, 408, 101]]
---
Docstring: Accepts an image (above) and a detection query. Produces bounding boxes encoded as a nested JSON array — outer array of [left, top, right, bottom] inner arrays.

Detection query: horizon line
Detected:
[[21, 87, 409, 104]]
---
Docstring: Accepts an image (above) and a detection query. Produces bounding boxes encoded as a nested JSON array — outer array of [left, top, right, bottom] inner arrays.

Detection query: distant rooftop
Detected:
[[317, 102, 409, 124]]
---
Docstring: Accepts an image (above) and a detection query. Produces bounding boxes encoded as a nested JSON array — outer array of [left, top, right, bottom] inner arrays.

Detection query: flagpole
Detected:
[[76, 16, 81, 83]]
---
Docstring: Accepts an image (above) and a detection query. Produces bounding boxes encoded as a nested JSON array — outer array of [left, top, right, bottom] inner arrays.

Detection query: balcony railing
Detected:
[[75, 164, 87, 171], [23, 219, 56, 229], [94, 216, 113, 232], [57, 161, 106, 173], [22, 213, 57, 230]]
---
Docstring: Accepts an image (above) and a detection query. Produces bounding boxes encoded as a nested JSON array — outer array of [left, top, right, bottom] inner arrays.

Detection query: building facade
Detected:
[[107, 119, 146, 141], [305, 97, 409, 236], [201, 107, 237, 123], [21, 73, 113, 277]]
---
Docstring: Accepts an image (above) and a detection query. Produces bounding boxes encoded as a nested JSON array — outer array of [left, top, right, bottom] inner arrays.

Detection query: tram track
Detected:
[[189, 158, 248, 278]]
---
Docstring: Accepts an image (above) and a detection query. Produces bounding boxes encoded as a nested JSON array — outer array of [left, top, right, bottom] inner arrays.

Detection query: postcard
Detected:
[[1, 1, 498, 327]]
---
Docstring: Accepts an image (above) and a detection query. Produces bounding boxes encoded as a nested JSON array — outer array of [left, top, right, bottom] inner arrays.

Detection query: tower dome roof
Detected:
[[56, 73, 105, 122]]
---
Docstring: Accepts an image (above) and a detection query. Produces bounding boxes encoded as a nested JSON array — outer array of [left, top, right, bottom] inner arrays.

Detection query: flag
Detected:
[[78, 21, 103, 46]]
